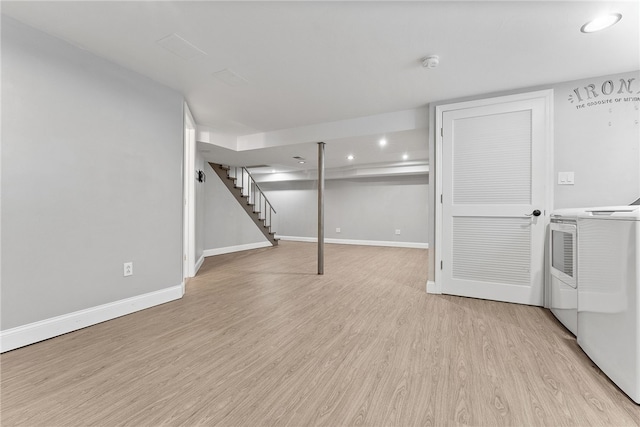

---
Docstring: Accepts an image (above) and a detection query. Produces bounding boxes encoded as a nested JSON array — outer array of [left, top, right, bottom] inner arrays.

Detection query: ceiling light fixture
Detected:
[[298, 161, 306, 164], [347, 154, 354, 161], [379, 138, 387, 147], [402, 154, 409, 161], [581, 13, 622, 33]]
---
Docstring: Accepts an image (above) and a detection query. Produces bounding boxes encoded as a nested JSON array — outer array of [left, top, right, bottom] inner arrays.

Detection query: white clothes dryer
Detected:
[[549, 208, 586, 335], [577, 205, 640, 404]]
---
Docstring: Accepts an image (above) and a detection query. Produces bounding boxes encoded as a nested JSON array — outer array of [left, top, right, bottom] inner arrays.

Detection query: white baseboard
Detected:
[[277, 235, 429, 249], [277, 235, 317, 243], [426, 280, 441, 294], [0, 284, 184, 353], [195, 254, 205, 275], [203, 241, 273, 257]]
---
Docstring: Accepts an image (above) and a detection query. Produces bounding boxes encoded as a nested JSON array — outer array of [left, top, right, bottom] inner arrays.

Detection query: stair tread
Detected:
[[209, 162, 278, 247]]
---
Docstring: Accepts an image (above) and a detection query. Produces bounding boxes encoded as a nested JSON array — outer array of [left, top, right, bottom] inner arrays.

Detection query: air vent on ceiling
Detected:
[[213, 69, 249, 87], [245, 165, 270, 169], [156, 33, 206, 60]]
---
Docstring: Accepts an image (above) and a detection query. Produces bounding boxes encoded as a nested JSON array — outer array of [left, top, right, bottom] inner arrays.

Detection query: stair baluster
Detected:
[[209, 163, 279, 246]]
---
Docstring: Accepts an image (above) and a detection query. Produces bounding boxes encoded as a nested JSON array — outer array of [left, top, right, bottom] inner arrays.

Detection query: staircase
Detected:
[[209, 163, 279, 246]]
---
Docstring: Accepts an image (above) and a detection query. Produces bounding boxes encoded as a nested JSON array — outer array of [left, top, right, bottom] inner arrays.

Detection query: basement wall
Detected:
[[553, 71, 640, 208], [260, 175, 429, 246], [203, 163, 269, 254], [1, 17, 184, 345], [195, 149, 206, 266]]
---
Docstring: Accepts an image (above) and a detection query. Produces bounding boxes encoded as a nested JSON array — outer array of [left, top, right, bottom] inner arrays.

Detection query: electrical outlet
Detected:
[[395, 229, 401, 235], [336, 227, 341, 233], [123, 262, 133, 277]]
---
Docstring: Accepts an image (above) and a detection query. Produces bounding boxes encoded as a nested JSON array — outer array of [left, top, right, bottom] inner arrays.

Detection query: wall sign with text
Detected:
[[566, 75, 640, 128], [568, 77, 639, 109]]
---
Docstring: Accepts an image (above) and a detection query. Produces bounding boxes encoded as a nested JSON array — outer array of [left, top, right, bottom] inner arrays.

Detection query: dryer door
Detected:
[[550, 222, 576, 288], [549, 221, 577, 335]]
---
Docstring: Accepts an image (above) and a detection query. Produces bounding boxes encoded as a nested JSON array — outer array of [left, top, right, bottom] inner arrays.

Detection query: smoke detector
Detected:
[[422, 55, 440, 69]]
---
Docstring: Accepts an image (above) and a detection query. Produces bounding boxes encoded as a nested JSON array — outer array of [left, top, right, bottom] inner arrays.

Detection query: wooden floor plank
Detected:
[[1, 242, 638, 426]]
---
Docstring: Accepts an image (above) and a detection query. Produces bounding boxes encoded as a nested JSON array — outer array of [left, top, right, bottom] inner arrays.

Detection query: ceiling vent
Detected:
[[156, 34, 206, 60], [213, 69, 249, 87]]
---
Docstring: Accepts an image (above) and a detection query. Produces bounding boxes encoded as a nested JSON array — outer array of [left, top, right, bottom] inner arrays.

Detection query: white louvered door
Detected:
[[439, 94, 550, 306]]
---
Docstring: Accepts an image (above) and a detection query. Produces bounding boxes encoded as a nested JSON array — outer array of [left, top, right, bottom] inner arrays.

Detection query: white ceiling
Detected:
[[3, 1, 639, 174], [198, 127, 430, 178]]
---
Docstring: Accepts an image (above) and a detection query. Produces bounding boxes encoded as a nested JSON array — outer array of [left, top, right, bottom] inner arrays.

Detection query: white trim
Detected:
[[277, 235, 428, 249], [183, 102, 197, 279], [203, 241, 273, 257], [426, 280, 441, 294], [434, 89, 554, 295], [195, 254, 205, 274], [255, 163, 428, 183], [543, 91, 555, 309], [0, 284, 184, 353], [277, 235, 317, 243], [434, 105, 444, 294]]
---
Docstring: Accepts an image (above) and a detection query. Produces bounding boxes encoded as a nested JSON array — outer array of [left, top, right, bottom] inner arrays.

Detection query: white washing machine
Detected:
[[577, 205, 640, 404], [549, 208, 585, 336]]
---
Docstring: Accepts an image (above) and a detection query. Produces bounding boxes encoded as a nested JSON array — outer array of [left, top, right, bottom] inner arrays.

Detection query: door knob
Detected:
[[526, 209, 542, 217]]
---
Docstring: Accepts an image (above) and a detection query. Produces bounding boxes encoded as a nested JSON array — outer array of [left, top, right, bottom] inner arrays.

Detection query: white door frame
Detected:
[[183, 103, 197, 280], [432, 89, 554, 295]]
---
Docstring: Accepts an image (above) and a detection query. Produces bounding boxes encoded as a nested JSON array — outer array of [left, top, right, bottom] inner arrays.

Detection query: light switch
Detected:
[[566, 172, 574, 184], [558, 172, 575, 185]]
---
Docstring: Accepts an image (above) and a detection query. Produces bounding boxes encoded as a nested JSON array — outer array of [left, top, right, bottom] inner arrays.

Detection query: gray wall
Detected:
[[203, 163, 268, 250], [195, 149, 205, 262], [1, 17, 184, 330], [553, 71, 640, 208], [261, 175, 429, 243]]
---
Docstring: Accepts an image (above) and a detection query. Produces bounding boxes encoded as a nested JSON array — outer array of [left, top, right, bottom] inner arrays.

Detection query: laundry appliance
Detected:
[[577, 205, 640, 404], [548, 208, 585, 336]]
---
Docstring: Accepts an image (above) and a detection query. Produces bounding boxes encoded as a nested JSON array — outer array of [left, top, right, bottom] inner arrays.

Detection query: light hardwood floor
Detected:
[[1, 242, 639, 426]]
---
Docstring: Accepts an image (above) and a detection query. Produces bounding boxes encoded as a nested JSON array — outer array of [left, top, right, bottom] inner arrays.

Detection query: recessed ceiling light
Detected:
[[298, 161, 306, 164], [271, 169, 276, 173], [379, 138, 387, 147], [347, 154, 354, 161], [581, 13, 622, 33], [402, 154, 409, 161]]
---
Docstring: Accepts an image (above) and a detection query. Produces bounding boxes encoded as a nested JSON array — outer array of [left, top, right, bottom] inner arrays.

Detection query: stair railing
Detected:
[[228, 166, 277, 233]]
